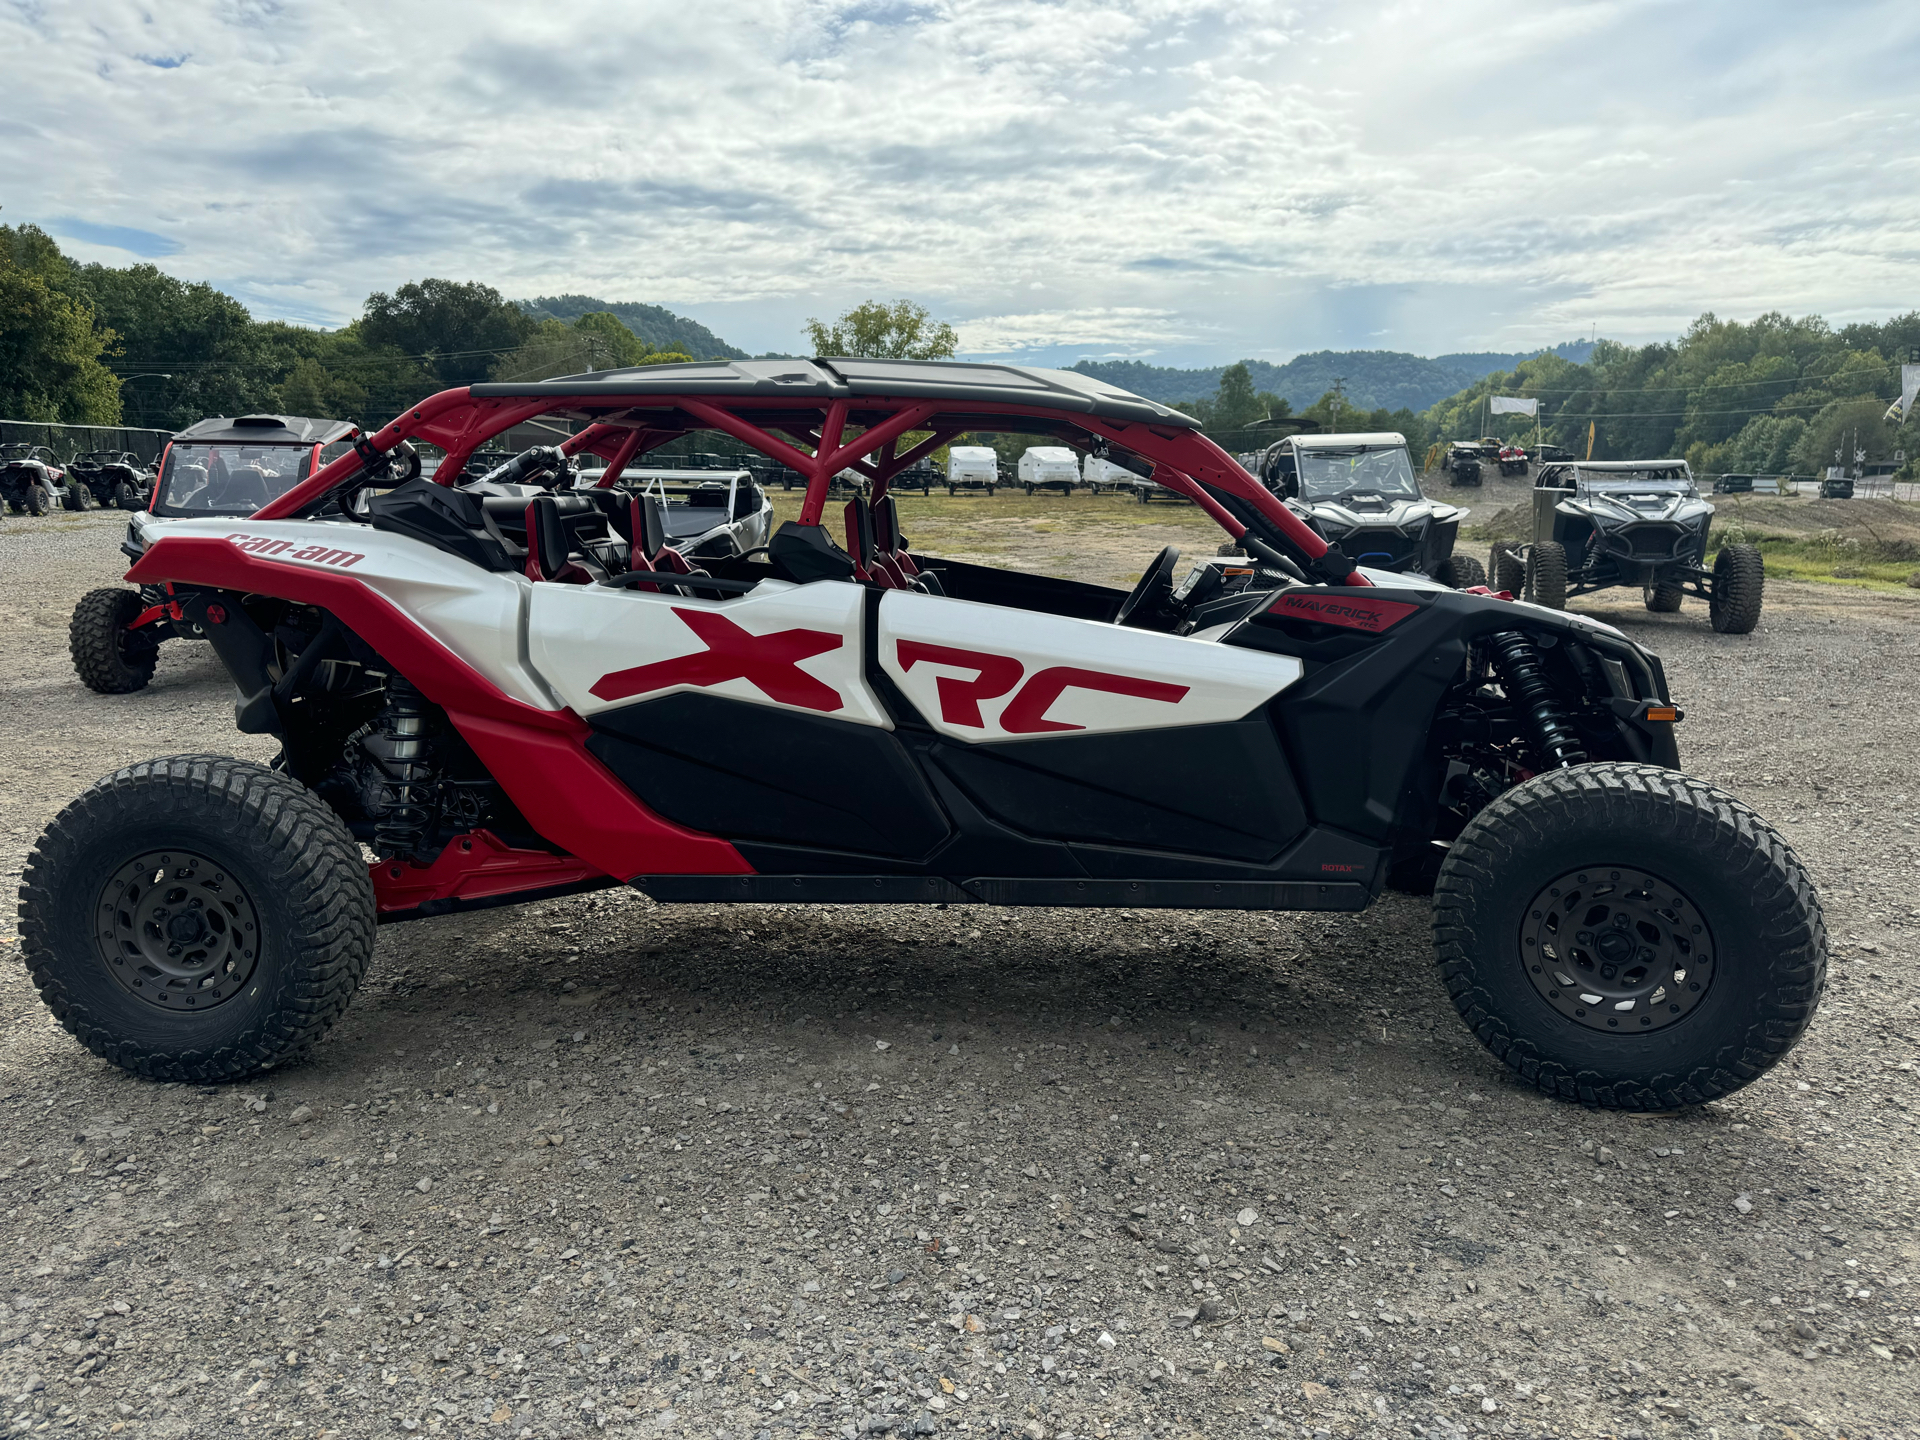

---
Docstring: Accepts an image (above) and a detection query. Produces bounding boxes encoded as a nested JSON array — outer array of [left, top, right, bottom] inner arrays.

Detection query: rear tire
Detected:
[[1708, 544, 1764, 634], [16, 755, 376, 1083], [70, 587, 160, 694], [115, 481, 141, 510], [1433, 553, 1487, 590], [1490, 544, 1526, 595], [1643, 579, 1686, 612], [1433, 763, 1826, 1109], [1525, 541, 1568, 609], [26, 482, 49, 516], [62, 486, 88, 512]]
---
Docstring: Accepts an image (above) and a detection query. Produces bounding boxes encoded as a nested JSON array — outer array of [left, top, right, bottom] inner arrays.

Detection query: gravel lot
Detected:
[[0, 509, 1916, 1441]]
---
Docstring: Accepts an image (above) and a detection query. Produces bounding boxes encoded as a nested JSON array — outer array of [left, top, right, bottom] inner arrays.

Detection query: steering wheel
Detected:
[[1115, 545, 1181, 629]]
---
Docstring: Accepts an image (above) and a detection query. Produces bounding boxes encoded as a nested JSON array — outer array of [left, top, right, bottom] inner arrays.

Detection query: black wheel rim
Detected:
[[1520, 866, 1714, 1034], [94, 849, 262, 1011]]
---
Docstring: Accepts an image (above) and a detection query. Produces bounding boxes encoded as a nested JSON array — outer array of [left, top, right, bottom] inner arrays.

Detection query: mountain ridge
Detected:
[[1070, 341, 1596, 413]]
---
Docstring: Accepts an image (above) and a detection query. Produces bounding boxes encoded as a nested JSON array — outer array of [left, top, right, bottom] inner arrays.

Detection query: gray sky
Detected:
[[6, 0, 1915, 366]]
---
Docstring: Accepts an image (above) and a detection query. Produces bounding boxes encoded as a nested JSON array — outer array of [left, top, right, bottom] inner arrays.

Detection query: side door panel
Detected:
[[876, 590, 1301, 740], [877, 590, 1310, 866], [587, 692, 950, 863], [529, 579, 889, 727], [927, 717, 1308, 862]]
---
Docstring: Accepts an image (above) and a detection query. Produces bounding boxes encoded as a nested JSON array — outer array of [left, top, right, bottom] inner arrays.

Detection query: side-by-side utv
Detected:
[[21, 361, 1823, 1114], [1490, 460, 1763, 633]]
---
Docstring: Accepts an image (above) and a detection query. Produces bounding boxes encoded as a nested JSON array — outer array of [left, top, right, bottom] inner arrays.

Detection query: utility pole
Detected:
[[1330, 377, 1346, 431]]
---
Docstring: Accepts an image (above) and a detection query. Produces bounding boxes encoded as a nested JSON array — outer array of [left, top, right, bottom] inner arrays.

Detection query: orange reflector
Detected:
[[1645, 706, 1678, 722]]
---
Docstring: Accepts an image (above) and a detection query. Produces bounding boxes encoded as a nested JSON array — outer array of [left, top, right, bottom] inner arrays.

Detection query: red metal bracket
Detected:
[[370, 830, 609, 916]]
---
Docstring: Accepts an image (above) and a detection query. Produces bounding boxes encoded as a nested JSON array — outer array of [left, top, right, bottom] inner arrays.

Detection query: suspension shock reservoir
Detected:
[[1485, 630, 1587, 769], [357, 676, 438, 857]]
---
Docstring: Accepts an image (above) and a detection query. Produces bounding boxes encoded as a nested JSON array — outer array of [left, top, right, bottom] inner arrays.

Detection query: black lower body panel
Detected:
[[635, 874, 972, 903], [630, 873, 1368, 910]]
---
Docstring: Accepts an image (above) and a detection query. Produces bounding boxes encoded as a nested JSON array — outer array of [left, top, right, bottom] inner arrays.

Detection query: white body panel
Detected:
[[877, 589, 1301, 742], [133, 515, 561, 709], [528, 578, 891, 727]]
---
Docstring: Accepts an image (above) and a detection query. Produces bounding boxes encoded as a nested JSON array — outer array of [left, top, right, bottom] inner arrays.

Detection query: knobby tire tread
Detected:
[[69, 587, 156, 694], [16, 755, 376, 1082], [1710, 544, 1765, 634], [1432, 762, 1826, 1110]]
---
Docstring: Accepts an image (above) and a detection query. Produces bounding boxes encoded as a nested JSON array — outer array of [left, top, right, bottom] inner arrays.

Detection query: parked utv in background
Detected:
[[1711, 473, 1755, 494], [1532, 443, 1574, 463], [68, 451, 156, 510], [1444, 442, 1484, 487], [1, 444, 80, 514], [1259, 432, 1485, 588], [1819, 474, 1855, 499], [1497, 444, 1529, 477], [69, 414, 356, 694], [1490, 459, 1763, 633]]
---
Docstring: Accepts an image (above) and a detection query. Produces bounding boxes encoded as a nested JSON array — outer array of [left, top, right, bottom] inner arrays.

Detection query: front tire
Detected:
[[17, 756, 376, 1082], [1643, 578, 1685, 612], [1525, 540, 1567, 609], [1433, 763, 1826, 1108], [70, 587, 161, 694], [1709, 543, 1764, 634], [1433, 553, 1487, 589], [1490, 543, 1526, 595], [62, 486, 88, 512]]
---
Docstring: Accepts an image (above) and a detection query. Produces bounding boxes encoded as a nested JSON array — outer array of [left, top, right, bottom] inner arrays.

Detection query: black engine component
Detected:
[[1485, 630, 1588, 769]]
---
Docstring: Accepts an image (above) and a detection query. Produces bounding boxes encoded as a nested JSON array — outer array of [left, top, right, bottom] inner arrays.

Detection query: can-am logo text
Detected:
[[225, 533, 364, 569]]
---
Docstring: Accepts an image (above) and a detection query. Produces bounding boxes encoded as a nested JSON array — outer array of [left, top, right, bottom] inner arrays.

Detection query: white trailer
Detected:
[[946, 445, 999, 494], [1017, 446, 1081, 495], [1082, 456, 1140, 494]]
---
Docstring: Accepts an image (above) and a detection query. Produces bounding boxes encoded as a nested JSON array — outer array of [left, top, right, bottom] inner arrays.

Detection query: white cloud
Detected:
[[0, 0, 1912, 363]]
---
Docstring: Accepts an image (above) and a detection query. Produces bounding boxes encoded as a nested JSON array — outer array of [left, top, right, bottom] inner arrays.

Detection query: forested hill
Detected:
[[517, 295, 745, 360], [1072, 341, 1594, 412]]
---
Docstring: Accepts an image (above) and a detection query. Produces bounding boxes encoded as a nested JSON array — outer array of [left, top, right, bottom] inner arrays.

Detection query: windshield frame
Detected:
[[152, 441, 318, 519], [1291, 443, 1421, 502]]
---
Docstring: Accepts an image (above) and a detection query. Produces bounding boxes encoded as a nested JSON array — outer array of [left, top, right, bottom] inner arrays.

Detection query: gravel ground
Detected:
[[0, 509, 1916, 1441]]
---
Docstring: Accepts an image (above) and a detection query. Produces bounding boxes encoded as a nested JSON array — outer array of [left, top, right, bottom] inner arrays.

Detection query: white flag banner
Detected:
[[1489, 395, 1539, 416], [1895, 364, 1919, 421]]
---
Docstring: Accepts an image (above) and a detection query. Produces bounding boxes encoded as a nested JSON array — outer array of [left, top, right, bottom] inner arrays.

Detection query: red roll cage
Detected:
[[255, 379, 1370, 587]]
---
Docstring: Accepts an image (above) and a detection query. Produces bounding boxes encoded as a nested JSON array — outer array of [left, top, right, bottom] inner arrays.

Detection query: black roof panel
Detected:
[[172, 414, 355, 445], [470, 358, 1200, 429]]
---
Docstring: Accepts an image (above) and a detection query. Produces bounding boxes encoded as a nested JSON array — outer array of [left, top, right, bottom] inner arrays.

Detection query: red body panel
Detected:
[[123, 536, 752, 883], [371, 829, 607, 915]]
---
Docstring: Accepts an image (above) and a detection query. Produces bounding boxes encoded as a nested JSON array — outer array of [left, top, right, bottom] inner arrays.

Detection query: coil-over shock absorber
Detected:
[[356, 676, 438, 857], [1485, 630, 1587, 769]]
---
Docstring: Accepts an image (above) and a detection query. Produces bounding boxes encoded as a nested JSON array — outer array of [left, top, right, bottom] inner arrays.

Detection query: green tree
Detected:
[[68, 261, 280, 428], [0, 262, 122, 423], [570, 311, 652, 370], [361, 279, 535, 390], [804, 299, 957, 360], [1792, 396, 1905, 476]]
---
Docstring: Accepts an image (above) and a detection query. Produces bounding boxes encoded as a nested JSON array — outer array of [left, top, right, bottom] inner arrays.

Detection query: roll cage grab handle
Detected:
[[253, 387, 1371, 587]]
